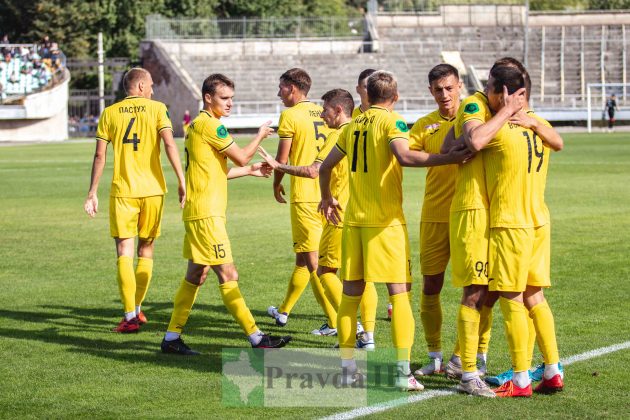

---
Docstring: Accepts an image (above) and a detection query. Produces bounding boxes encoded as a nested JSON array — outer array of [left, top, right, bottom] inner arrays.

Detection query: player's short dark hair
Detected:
[[491, 57, 531, 99], [357, 68, 377, 84], [428, 64, 459, 85], [321, 89, 354, 117], [488, 65, 526, 95], [280, 68, 311, 95], [202, 73, 235, 98], [123, 67, 150, 94], [367, 71, 398, 104]]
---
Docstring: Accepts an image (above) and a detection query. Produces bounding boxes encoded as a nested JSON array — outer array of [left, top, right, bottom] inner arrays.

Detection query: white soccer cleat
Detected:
[[355, 332, 375, 350], [311, 322, 337, 336], [396, 371, 425, 391], [414, 356, 443, 377], [267, 305, 288, 327], [356, 321, 364, 336], [445, 359, 463, 380], [456, 376, 496, 398]]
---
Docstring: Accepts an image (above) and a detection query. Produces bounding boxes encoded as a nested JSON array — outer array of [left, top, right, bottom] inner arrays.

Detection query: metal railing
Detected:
[[378, 0, 524, 13], [145, 15, 365, 40]]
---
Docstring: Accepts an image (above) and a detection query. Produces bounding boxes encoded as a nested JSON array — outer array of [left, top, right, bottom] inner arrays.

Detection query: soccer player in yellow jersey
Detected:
[[479, 58, 565, 394], [441, 69, 526, 397], [319, 71, 470, 391], [267, 68, 337, 331], [408, 64, 462, 377], [259, 89, 379, 346], [161, 74, 291, 354], [84, 68, 186, 333]]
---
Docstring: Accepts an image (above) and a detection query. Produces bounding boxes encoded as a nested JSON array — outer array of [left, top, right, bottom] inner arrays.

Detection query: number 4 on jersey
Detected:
[[123, 118, 141, 151]]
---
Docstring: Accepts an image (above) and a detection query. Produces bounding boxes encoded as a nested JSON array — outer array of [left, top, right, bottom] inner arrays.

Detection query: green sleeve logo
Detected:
[[166, 110, 171, 119], [464, 103, 479, 114], [396, 120, 409, 133], [217, 125, 229, 139]]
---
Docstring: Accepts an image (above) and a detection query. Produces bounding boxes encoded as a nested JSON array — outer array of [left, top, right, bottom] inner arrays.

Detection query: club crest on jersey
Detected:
[[396, 120, 409, 132], [464, 103, 479, 114], [217, 125, 228, 139]]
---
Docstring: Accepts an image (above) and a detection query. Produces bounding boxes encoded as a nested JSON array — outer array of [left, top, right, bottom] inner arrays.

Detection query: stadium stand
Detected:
[[142, 5, 629, 133]]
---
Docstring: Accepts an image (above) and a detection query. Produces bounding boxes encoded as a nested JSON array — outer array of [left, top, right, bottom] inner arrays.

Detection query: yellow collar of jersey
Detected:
[[338, 121, 350, 129], [125, 95, 142, 100], [369, 105, 390, 112], [200, 109, 218, 119], [438, 111, 456, 122]]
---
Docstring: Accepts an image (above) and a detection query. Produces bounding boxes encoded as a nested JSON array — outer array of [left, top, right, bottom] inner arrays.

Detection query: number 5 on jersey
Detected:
[[123, 118, 141, 151]]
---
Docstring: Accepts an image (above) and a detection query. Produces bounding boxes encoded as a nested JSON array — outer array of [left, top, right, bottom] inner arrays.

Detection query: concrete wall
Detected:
[[0, 70, 69, 141], [140, 41, 202, 137], [377, 6, 630, 27]]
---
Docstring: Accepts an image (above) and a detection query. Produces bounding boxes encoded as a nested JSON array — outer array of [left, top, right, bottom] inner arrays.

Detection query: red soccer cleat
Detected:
[[113, 317, 140, 333], [494, 380, 532, 398], [534, 374, 564, 394], [137, 311, 147, 325]]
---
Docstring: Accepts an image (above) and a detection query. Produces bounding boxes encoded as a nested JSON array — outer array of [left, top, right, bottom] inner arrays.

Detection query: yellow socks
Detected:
[[220, 281, 258, 336], [527, 312, 536, 366], [478, 304, 493, 354], [320, 272, 342, 310], [390, 292, 414, 361], [530, 300, 560, 365], [167, 278, 200, 334], [360, 282, 378, 333], [279, 266, 310, 314], [457, 304, 480, 373], [420, 292, 442, 353], [338, 293, 361, 360], [499, 297, 530, 372], [134, 257, 153, 309], [117, 256, 136, 315], [309, 271, 337, 328]]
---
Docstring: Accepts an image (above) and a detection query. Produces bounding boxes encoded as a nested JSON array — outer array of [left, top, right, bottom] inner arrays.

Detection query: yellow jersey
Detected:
[[315, 122, 350, 221], [336, 106, 408, 227], [450, 92, 491, 213], [278, 100, 332, 203], [182, 110, 235, 221], [351, 105, 368, 119], [409, 110, 458, 222], [96, 96, 172, 198], [528, 111, 552, 227]]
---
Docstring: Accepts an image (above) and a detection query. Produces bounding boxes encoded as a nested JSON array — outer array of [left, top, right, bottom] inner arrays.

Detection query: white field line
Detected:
[[320, 341, 630, 420]]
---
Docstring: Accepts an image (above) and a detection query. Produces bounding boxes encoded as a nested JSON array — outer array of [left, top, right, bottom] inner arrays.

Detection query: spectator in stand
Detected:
[[182, 109, 191, 134], [41, 35, 53, 56]]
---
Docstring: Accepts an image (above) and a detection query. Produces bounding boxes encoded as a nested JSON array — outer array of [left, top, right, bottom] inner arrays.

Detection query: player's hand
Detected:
[[318, 197, 342, 225], [250, 162, 272, 178], [84, 194, 98, 217], [257, 146, 280, 170], [509, 110, 537, 129], [178, 182, 186, 209], [502, 85, 526, 116], [258, 120, 274, 140], [273, 183, 286, 204], [447, 142, 475, 164]]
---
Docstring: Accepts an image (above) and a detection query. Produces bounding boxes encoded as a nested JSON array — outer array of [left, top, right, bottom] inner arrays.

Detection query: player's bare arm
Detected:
[[224, 121, 274, 167], [160, 129, 187, 208], [439, 126, 458, 154], [227, 162, 273, 179], [390, 137, 472, 167], [317, 146, 344, 225], [272, 138, 291, 203], [509, 111, 564, 151], [84, 139, 108, 217], [258, 144, 319, 178], [466, 86, 526, 152]]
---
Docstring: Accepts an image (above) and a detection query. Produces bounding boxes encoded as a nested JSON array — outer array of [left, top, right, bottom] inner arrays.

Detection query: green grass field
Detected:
[[0, 133, 628, 418]]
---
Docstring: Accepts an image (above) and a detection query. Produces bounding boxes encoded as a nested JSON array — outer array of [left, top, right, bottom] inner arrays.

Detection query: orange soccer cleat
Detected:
[[113, 317, 140, 333], [534, 374, 564, 394], [493, 380, 532, 398], [136, 311, 148, 325]]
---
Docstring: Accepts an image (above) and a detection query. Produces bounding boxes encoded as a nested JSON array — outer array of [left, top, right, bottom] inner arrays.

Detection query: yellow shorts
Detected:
[[449, 209, 489, 287], [528, 224, 551, 288], [109, 195, 164, 239], [341, 224, 412, 284], [420, 221, 450, 276], [319, 222, 342, 269], [290, 202, 324, 253], [488, 227, 535, 293], [183, 217, 233, 266]]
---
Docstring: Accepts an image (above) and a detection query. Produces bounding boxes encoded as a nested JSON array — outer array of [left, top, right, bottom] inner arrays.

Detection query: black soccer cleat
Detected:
[[252, 334, 292, 349], [161, 337, 200, 355]]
